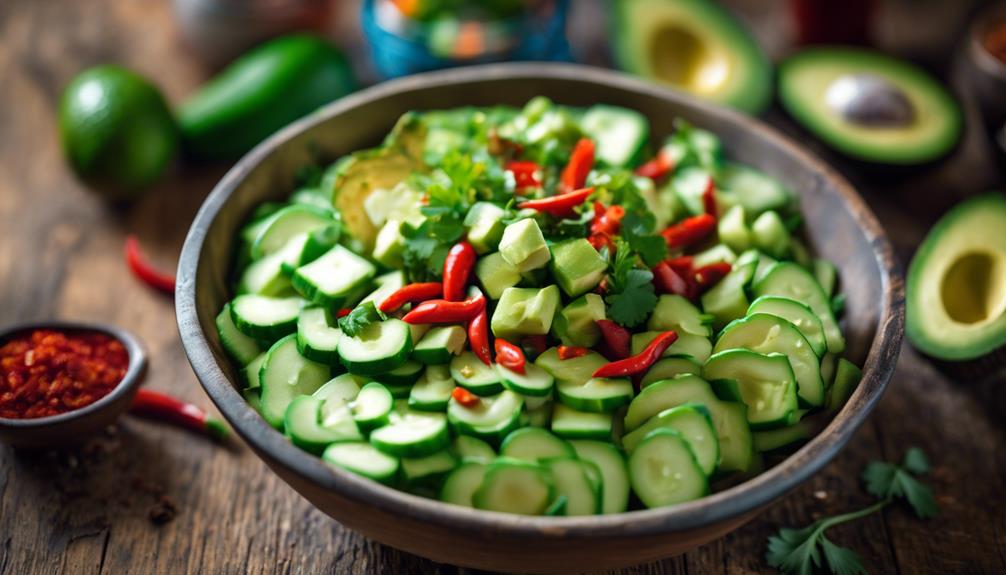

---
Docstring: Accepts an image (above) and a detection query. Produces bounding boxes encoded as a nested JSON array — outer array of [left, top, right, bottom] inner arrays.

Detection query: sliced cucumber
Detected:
[[351, 382, 394, 432], [440, 460, 487, 507], [621, 403, 719, 476], [408, 365, 456, 411], [814, 259, 838, 297], [545, 457, 601, 515], [448, 389, 524, 445], [259, 335, 331, 428], [544, 495, 568, 516], [534, 348, 607, 386], [216, 303, 261, 365], [700, 257, 756, 330], [313, 373, 365, 405], [242, 352, 267, 389], [285, 395, 361, 454], [359, 270, 406, 309], [499, 427, 575, 461], [827, 358, 862, 412], [231, 295, 303, 341], [413, 326, 467, 365], [570, 440, 630, 514], [450, 351, 503, 396], [369, 408, 449, 458], [237, 250, 293, 296], [450, 435, 496, 463], [748, 296, 827, 357], [647, 295, 713, 337], [292, 244, 375, 307], [580, 105, 649, 167], [556, 377, 634, 413], [718, 163, 792, 218], [672, 167, 714, 216], [629, 428, 709, 508], [497, 362, 555, 397], [551, 404, 613, 441], [523, 401, 553, 429], [703, 349, 799, 430], [754, 262, 845, 354], [631, 332, 712, 364], [640, 357, 702, 388], [375, 359, 424, 386], [296, 306, 342, 364], [322, 441, 399, 485], [338, 318, 413, 376], [753, 421, 812, 452], [251, 204, 333, 259], [473, 458, 555, 515], [401, 449, 458, 487]]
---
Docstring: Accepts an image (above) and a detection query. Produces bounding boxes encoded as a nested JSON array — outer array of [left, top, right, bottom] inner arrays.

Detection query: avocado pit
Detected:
[[825, 73, 916, 128], [940, 250, 1006, 326]]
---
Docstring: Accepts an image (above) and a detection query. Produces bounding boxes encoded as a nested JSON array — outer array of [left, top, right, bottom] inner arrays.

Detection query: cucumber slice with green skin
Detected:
[[237, 250, 293, 296], [703, 349, 799, 430], [259, 335, 331, 428], [473, 458, 555, 515], [496, 362, 555, 397], [322, 441, 399, 485], [359, 270, 406, 309], [621, 403, 720, 476], [753, 421, 813, 452], [748, 296, 827, 357], [534, 348, 608, 386], [297, 307, 343, 364], [647, 295, 713, 337], [580, 104, 649, 167], [551, 404, 613, 441], [819, 352, 838, 389], [383, 383, 414, 400], [292, 244, 376, 307], [827, 358, 862, 412], [754, 262, 845, 354], [631, 332, 713, 364], [285, 395, 362, 454], [231, 295, 304, 341], [713, 313, 824, 407], [400, 449, 458, 487], [693, 244, 737, 268], [412, 326, 467, 365], [570, 440, 630, 514], [450, 435, 496, 463], [545, 457, 601, 515], [544, 495, 568, 516], [640, 357, 703, 388], [624, 375, 753, 473], [369, 408, 449, 458], [717, 163, 792, 218], [673, 167, 714, 216], [251, 204, 333, 259], [557, 377, 634, 413], [242, 352, 267, 389], [243, 387, 262, 414], [338, 319, 413, 376], [439, 460, 487, 507], [450, 352, 503, 396], [408, 365, 456, 411], [523, 402, 553, 429], [700, 257, 757, 330], [718, 205, 752, 253], [629, 428, 710, 508], [351, 382, 394, 432], [217, 303, 261, 365], [814, 259, 838, 297], [375, 359, 425, 386], [448, 390, 524, 445], [314, 373, 365, 405], [499, 427, 575, 461]]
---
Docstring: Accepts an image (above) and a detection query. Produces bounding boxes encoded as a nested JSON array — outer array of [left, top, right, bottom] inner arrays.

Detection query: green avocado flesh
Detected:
[[778, 48, 961, 165], [907, 193, 1006, 360], [613, 0, 772, 114]]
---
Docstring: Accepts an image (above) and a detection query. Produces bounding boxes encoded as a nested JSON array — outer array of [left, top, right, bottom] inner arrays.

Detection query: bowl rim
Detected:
[[176, 62, 904, 537], [0, 320, 147, 428]]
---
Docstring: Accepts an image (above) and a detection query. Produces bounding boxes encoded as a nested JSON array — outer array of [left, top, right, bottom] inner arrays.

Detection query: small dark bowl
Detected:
[[0, 321, 147, 449], [176, 64, 904, 572], [965, 2, 1006, 131]]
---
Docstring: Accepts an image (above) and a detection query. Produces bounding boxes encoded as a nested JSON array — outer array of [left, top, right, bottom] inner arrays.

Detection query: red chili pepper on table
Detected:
[[518, 187, 594, 219], [130, 389, 229, 441], [634, 149, 675, 181], [402, 292, 486, 324], [379, 282, 443, 313], [593, 331, 679, 379], [702, 177, 718, 218], [506, 160, 543, 192], [442, 241, 477, 301], [596, 319, 632, 360], [467, 308, 492, 366], [661, 214, 717, 248], [494, 339, 526, 374], [451, 386, 481, 408], [124, 235, 175, 295], [560, 138, 595, 192], [694, 262, 732, 291], [558, 345, 591, 360]]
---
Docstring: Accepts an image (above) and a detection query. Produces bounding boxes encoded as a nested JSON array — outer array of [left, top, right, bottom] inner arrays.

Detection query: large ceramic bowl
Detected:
[[176, 63, 903, 573]]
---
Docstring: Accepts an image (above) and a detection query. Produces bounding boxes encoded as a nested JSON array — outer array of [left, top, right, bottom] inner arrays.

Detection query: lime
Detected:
[[59, 66, 178, 200]]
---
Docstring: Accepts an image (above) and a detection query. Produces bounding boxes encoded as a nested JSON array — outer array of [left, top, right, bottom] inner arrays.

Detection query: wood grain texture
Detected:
[[0, 0, 1003, 574]]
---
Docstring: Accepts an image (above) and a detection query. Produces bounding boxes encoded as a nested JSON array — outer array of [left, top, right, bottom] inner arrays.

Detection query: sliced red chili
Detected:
[[523, 335, 549, 357], [379, 282, 443, 313], [635, 149, 674, 181], [506, 160, 543, 192], [590, 203, 625, 237], [451, 386, 481, 408], [518, 187, 594, 219], [494, 339, 526, 374], [131, 389, 229, 441], [467, 308, 492, 366], [560, 138, 595, 192], [695, 262, 732, 291], [124, 235, 175, 295], [401, 292, 486, 324], [661, 214, 717, 248], [702, 177, 718, 218], [652, 261, 696, 300], [593, 331, 679, 378], [443, 241, 476, 301], [596, 319, 631, 360], [558, 345, 591, 360], [336, 308, 353, 318]]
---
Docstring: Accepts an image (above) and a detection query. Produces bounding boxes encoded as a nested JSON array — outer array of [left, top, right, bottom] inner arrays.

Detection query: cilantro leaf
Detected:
[[860, 449, 938, 519], [605, 268, 657, 328], [902, 447, 930, 475], [620, 211, 667, 267], [766, 525, 820, 575], [819, 537, 867, 575], [892, 472, 939, 519], [338, 302, 382, 337], [401, 221, 448, 282], [862, 461, 898, 499]]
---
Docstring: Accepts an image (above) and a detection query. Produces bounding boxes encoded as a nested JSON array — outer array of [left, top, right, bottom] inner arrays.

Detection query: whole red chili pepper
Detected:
[[518, 187, 594, 219], [443, 241, 477, 301], [661, 214, 717, 248], [558, 345, 591, 360], [652, 261, 696, 300], [593, 331, 679, 378], [702, 177, 718, 218], [467, 308, 492, 366], [560, 138, 595, 192], [402, 292, 485, 324], [336, 308, 353, 318], [451, 386, 481, 408], [379, 282, 443, 313], [506, 160, 543, 192], [124, 235, 175, 295], [596, 319, 631, 360], [130, 389, 229, 441], [694, 262, 732, 291], [635, 149, 674, 180], [494, 339, 526, 374], [523, 334, 548, 358]]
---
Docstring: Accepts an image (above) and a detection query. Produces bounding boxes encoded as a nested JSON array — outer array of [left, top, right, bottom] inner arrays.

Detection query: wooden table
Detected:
[[1, 1, 1004, 573]]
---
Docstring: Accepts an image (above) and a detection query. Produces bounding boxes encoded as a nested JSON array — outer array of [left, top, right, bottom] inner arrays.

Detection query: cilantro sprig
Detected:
[[603, 238, 658, 328], [337, 302, 383, 337], [766, 448, 938, 575]]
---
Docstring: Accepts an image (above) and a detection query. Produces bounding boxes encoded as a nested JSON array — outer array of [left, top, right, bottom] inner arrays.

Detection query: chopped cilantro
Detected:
[[338, 302, 382, 337]]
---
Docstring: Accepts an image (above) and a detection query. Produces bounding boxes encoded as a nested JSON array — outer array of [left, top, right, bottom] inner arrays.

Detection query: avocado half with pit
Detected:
[[907, 193, 1006, 362], [612, 0, 772, 115], [779, 48, 962, 165]]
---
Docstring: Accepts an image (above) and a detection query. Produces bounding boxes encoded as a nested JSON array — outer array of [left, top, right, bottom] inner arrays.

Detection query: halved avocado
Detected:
[[612, 0, 772, 115], [907, 193, 1006, 361], [778, 48, 962, 165]]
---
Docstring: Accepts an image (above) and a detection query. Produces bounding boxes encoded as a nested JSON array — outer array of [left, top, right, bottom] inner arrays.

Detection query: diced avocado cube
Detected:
[[475, 252, 522, 300], [751, 211, 790, 258], [717, 205, 751, 253], [692, 244, 736, 268], [463, 202, 506, 254], [551, 294, 606, 347], [491, 285, 561, 339], [548, 239, 607, 297], [373, 220, 405, 268], [499, 218, 551, 272]]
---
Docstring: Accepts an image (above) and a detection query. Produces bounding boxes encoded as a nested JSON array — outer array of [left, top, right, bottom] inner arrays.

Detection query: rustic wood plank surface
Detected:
[[1, 0, 1004, 573]]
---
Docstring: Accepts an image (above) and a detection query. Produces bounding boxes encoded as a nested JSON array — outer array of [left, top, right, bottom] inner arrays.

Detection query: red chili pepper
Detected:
[[494, 339, 526, 374], [560, 138, 595, 192], [130, 389, 229, 441], [702, 177, 718, 218], [336, 308, 352, 318], [596, 319, 631, 360], [593, 331, 679, 378], [402, 292, 486, 324], [694, 262, 732, 290], [666, 255, 694, 275], [635, 149, 675, 180], [652, 261, 696, 300], [379, 282, 443, 313], [590, 203, 625, 237], [443, 241, 477, 301], [451, 386, 481, 408], [558, 345, 591, 360], [661, 214, 717, 248], [468, 308, 492, 366], [125, 235, 175, 295], [523, 334, 548, 357], [506, 160, 543, 192], [518, 187, 594, 219], [588, 233, 615, 253]]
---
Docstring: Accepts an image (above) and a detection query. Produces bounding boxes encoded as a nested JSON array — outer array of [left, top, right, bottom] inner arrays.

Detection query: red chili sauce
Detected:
[[0, 330, 128, 419]]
